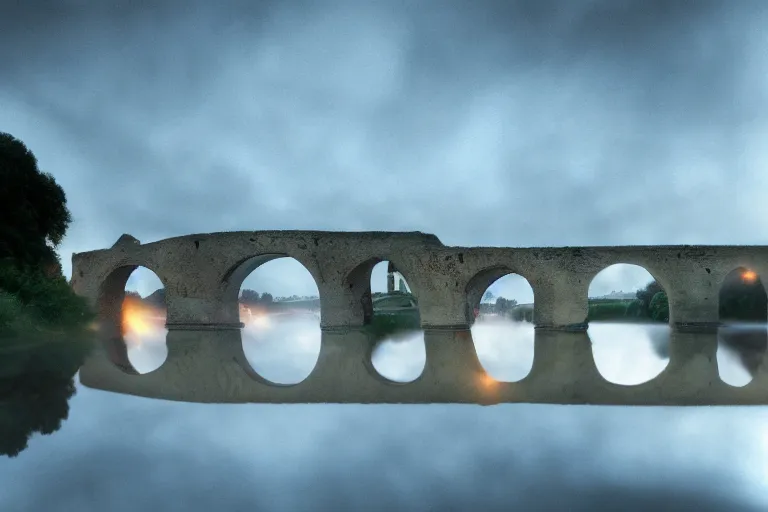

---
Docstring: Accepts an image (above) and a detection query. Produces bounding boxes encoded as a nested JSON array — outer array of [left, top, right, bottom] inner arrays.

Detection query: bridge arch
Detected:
[[344, 255, 422, 326], [464, 265, 535, 382], [464, 265, 533, 324], [220, 252, 324, 304], [716, 266, 767, 387], [97, 261, 171, 375], [586, 263, 670, 385], [345, 256, 425, 383], [225, 254, 323, 385]]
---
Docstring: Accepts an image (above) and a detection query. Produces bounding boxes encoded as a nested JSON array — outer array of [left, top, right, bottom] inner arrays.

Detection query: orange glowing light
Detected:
[[481, 374, 497, 388], [742, 270, 758, 284], [122, 296, 165, 339]]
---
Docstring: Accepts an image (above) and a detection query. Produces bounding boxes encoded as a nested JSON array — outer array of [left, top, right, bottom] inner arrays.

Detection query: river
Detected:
[[2, 318, 768, 511]]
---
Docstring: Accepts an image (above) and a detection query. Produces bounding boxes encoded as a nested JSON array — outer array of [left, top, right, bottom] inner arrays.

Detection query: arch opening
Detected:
[[716, 266, 767, 387], [366, 260, 424, 383], [467, 268, 535, 382], [238, 256, 321, 385], [587, 263, 669, 385], [98, 265, 168, 374]]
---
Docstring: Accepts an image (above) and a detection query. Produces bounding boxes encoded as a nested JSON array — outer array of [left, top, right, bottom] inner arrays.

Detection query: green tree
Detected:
[[0, 132, 72, 269], [494, 297, 518, 314], [625, 299, 644, 318], [649, 291, 669, 322], [636, 280, 663, 317], [240, 289, 260, 303]]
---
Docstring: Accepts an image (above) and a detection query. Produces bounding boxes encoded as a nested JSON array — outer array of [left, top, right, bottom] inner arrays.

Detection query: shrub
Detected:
[[649, 291, 669, 322], [587, 301, 629, 321], [0, 260, 94, 336], [624, 299, 645, 318]]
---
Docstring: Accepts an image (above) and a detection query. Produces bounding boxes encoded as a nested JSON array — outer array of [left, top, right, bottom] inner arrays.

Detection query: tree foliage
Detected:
[[494, 297, 518, 314], [0, 132, 72, 268], [649, 291, 669, 322], [635, 280, 664, 317], [240, 289, 273, 304]]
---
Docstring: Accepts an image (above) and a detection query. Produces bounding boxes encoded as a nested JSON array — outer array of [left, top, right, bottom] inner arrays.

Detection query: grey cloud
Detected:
[[1, 0, 767, 285]]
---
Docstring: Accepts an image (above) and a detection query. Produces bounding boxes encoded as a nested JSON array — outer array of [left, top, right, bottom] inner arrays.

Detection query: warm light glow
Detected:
[[239, 304, 253, 321], [742, 270, 758, 283], [252, 313, 272, 329], [481, 374, 497, 388], [122, 296, 165, 345]]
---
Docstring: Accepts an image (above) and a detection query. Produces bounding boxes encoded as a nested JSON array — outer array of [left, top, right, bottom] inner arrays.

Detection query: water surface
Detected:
[[3, 318, 768, 511]]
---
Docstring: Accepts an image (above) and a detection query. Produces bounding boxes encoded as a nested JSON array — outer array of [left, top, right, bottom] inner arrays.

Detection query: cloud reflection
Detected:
[[1, 385, 767, 511]]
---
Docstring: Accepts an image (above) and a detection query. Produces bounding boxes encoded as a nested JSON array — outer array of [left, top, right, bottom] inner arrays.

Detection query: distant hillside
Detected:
[[143, 288, 166, 308], [591, 291, 636, 300]]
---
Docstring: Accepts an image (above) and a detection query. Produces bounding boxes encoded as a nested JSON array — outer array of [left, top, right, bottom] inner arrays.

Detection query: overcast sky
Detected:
[[3, 0, 768, 302]]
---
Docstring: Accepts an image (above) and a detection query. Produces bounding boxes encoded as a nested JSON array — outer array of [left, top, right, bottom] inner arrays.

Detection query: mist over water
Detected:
[[124, 317, 767, 389]]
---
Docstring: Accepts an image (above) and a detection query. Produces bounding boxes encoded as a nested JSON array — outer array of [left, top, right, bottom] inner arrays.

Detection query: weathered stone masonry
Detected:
[[70, 231, 768, 405]]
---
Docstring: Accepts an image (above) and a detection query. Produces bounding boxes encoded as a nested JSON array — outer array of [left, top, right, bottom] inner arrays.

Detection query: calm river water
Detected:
[[2, 318, 768, 511]]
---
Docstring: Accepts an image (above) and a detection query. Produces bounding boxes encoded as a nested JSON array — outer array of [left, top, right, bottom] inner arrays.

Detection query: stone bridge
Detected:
[[69, 230, 768, 406]]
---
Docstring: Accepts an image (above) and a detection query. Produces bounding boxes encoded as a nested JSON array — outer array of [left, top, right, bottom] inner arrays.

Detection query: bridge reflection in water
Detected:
[[80, 315, 768, 406]]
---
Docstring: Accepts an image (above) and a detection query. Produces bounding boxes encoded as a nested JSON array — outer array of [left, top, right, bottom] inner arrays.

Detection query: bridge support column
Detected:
[[316, 282, 369, 331], [418, 286, 472, 330], [667, 271, 721, 333], [531, 270, 591, 331], [165, 291, 243, 330], [662, 271, 722, 398]]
